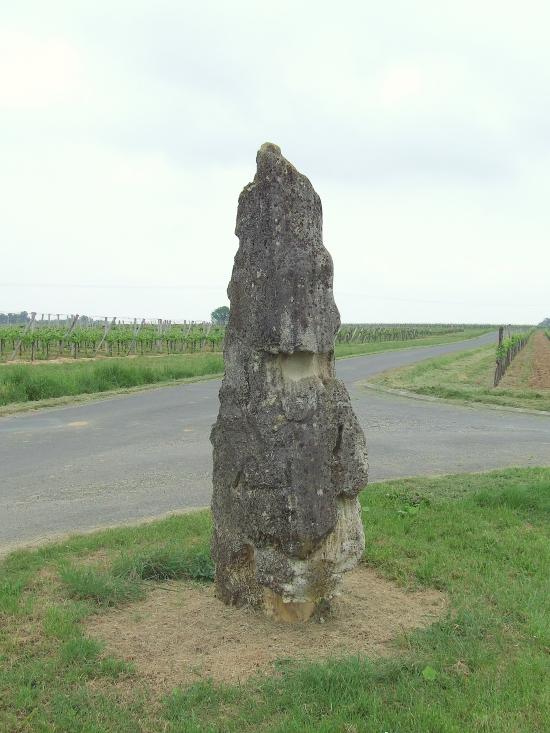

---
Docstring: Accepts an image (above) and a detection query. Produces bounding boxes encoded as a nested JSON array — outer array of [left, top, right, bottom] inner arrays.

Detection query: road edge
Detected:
[[3, 463, 542, 560], [0, 505, 211, 560]]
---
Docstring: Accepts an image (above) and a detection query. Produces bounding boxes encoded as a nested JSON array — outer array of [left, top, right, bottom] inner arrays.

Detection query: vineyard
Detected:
[[335, 323, 470, 344], [0, 313, 493, 363], [493, 328, 533, 386], [0, 316, 224, 362]]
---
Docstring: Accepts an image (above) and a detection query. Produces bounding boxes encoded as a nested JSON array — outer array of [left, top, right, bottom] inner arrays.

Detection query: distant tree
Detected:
[[539, 317, 550, 327], [211, 306, 230, 326], [0, 311, 28, 324]]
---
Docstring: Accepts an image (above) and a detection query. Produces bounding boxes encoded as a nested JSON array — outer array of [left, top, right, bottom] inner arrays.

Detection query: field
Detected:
[[1, 468, 549, 732], [0, 319, 491, 363], [371, 330, 550, 412], [0, 325, 491, 410], [0, 320, 224, 362]]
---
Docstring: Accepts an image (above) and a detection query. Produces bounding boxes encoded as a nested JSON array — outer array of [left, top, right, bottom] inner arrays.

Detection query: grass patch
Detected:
[[371, 343, 550, 411], [1, 468, 549, 731], [0, 329, 490, 408], [334, 327, 491, 358], [0, 577, 27, 615], [60, 636, 102, 664], [111, 543, 214, 582], [42, 603, 90, 640], [0, 352, 224, 407], [59, 565, 144, 607]]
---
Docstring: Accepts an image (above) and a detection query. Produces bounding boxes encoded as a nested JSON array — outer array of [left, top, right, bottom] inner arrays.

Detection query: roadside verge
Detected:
[[366, 336, 550, 415]]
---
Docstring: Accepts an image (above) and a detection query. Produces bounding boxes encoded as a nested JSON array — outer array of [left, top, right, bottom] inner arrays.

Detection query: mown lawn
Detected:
[[0, 328, 491, 410], [1, 468, 549, 732], [371, 340, 550, 412]]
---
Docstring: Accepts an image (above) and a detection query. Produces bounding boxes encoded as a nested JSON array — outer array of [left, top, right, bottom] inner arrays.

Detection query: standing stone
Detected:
[[210, 143, 368, 622]]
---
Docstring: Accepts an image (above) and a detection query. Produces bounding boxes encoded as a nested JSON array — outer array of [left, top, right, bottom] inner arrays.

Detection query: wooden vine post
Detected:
[[95, 317, 116, 355], [129, 318, 145, 354], [9, 312, 36, 361]]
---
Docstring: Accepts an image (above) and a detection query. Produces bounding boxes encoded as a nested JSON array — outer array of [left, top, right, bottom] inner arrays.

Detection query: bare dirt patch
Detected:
[[529, 332, 550, 389], [499, 332, 550, 391], [85, 565, 446, 691], [499, 335, 535, 389]]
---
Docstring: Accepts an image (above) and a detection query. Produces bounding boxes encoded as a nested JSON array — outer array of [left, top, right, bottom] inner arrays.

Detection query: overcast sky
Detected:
[[1, 1, 549, 324]]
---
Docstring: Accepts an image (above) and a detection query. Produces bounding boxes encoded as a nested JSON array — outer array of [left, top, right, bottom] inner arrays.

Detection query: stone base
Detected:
[[213, 497, 366, 621], [263, 588, 316, 623]]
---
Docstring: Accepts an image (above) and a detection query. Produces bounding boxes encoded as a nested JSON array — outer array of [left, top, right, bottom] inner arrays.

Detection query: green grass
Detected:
[[58, 545, 214, 608], [111, 543, 214, 582], [371, 343, 550, 412], [0, 352, 224, 407], [334, 327, 491, 358], [1, 468, 549, 731], [59, 564, 144, 606], [0, 328, 490, 409]]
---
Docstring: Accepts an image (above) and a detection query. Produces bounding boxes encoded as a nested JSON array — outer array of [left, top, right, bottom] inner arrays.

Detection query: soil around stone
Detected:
[[85, 565, 447, 691]]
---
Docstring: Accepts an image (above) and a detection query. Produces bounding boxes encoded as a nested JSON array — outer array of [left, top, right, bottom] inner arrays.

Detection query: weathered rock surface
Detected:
[[211, 143, 368, 622]]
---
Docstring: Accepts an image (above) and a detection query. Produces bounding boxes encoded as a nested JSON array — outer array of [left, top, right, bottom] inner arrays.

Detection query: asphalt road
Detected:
[[1, 331, 549, 551]]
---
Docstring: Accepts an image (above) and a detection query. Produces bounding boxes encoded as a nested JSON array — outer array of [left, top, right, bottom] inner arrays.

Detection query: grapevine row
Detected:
[[0, 316, 491, 363], [494, 329, 533, 386], [0, 322, 224, 361], [335, 324, 468, 344]]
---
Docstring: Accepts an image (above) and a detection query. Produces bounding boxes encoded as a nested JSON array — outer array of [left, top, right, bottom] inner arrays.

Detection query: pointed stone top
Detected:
[[230, 143, 340, 353], [254, 142, 309, 189], [258, 142, 282, 156], [255, 142, 294, 178]]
